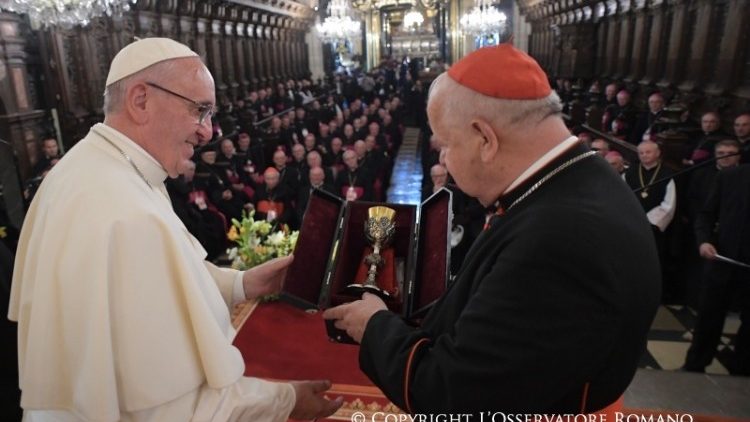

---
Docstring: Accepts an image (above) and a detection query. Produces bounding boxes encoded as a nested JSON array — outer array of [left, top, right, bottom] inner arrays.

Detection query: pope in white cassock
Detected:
[[8, 38, 342, 422]]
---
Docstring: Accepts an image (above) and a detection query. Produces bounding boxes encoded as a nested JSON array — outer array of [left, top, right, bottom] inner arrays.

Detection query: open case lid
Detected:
[[281, 188, 345, 310], [407, 187, 453, 319]]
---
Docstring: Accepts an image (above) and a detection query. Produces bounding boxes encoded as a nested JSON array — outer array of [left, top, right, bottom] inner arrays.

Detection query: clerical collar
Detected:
[[642, 161, 660, 170], [503, 136, 580, 193], [92, 123, 168, 186], [491, 137, 590, 215]]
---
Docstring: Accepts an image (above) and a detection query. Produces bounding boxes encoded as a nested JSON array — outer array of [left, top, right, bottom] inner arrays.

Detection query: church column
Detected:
[[177, 0, 197, 52], [678, 0, 714, 92], [626, 0, 649, 83], [613, 1, 634, 80], [234, 11, 250, 96], [306, 26, 325, 82], [704, 0, 738, 95], [727, 0, 750, 97], [364, 8, 381, 71], [594, 3, 609, 77], [603, 1, 620, 78], [252, 13, 267, 87], [0, 12, 47, 180], [244, 21, 259, 90], [209, 3, 232, 103], [660, 0, 690, 88], [222, 5, 239, 101], [640, 0, 666, 86]]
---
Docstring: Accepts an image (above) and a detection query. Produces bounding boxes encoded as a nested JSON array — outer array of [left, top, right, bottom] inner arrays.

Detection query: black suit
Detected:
[[685, 164, 750, 375], [359, 144, 660, 413], [632, 110, 662, 143]]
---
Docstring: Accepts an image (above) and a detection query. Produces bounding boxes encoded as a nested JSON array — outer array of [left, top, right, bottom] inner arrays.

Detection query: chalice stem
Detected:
[[365, 242, 381, 287]]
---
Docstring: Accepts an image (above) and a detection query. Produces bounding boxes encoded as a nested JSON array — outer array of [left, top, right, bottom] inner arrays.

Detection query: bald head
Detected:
[[354, 140, 367, 159], [605, 151, 625, 174], [430, 164, 448, 188], [221, 139, 235, 156], [343, 149, 358, 170], [591, 139, 609, 157], [273, 149, 287, 167], [264, 167, 280, 189], [701, 112, 721, 134], [648, 93, 665, 114], [637, 141, 661, 167], [292, 144, 305, 162], [309, 166, 325, 187], [306, 150, 323, 168]]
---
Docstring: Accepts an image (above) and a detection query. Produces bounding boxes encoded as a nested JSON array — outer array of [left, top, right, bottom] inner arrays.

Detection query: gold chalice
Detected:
[[345, 206, 396, 299]]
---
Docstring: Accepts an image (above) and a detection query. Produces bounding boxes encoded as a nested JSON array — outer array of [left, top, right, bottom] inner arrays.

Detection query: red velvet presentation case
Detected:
[[281, 188, 453, 342]]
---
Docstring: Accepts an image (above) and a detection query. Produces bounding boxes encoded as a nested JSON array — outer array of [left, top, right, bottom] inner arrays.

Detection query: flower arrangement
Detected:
[[226, 211, 299, 271]]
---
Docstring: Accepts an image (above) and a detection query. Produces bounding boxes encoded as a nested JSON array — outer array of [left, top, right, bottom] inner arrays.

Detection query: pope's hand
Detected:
[[289, 380, 343, 420], [322, 293, 387, 343], [242, 255, 293, 300]]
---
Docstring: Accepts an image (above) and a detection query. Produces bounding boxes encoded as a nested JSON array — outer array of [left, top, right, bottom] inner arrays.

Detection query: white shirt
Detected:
[[9, 123, 295, 422]]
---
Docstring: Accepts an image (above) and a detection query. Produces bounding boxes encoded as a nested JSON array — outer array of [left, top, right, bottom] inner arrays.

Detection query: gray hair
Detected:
[[428, 72, 562, 131], [102, 59, 181, 115]]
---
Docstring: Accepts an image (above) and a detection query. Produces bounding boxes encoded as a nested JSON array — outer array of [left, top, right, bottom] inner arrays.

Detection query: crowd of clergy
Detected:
[[164, 70, 415, 260], [554, 79, 750, 375]]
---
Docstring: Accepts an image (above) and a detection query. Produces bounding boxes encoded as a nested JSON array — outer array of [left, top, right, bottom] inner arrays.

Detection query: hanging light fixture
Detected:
[[316, 0, 361, 44], [0, 0, 136, 28], [459, 0, 507, 38], [402, 7, 424, 32]]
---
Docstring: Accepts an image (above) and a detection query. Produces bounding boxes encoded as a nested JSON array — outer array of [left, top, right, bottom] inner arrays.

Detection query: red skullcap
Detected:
[[447, 44, 551, 100]]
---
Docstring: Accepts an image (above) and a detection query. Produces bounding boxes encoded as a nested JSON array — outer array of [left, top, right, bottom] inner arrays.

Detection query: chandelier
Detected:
[[0, 0, 136, 28], [460, 0, 507, 38], [402, 8, 423, 31], [352, 0, 443, 12], [316, 0, 361, 44]]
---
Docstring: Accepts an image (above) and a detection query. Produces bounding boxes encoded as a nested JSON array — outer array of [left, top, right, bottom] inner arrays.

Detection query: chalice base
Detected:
[[343, 283, 391, 301]]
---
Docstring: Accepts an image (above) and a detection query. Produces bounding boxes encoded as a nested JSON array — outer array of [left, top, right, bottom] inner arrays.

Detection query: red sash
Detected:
[[341, 186, 364, 199], [188, 190, 207, 204], [257, 200, 284, 215]]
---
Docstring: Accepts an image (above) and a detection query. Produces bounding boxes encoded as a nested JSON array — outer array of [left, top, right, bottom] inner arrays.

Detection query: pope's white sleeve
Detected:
[[116, 378, 296, 422], [204, 261, 245, 307], [193, 378, 296, 422]]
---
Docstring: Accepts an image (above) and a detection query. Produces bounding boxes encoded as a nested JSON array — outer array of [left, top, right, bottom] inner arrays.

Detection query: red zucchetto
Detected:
[[447, 43, 552, 100]]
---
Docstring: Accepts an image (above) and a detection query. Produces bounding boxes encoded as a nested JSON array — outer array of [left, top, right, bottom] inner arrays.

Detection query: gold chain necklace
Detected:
[[638, 162, 661, 199], [506, 151, 598, 213]]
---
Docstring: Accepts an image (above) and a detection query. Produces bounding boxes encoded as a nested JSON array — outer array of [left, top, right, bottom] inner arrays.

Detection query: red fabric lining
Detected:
[[329, 202, 416, 312], [234, 302, 373, 385], [284, 194, 342, 304], [353, 247, 398, 297], [413, 192, 450, 312]]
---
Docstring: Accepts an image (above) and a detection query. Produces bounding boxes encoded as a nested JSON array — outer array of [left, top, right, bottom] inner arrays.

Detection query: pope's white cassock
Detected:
[[8, 123, 296, 421]]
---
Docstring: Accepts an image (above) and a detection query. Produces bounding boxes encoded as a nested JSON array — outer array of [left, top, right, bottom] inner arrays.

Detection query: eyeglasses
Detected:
[[145, 82, 215, 126]]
